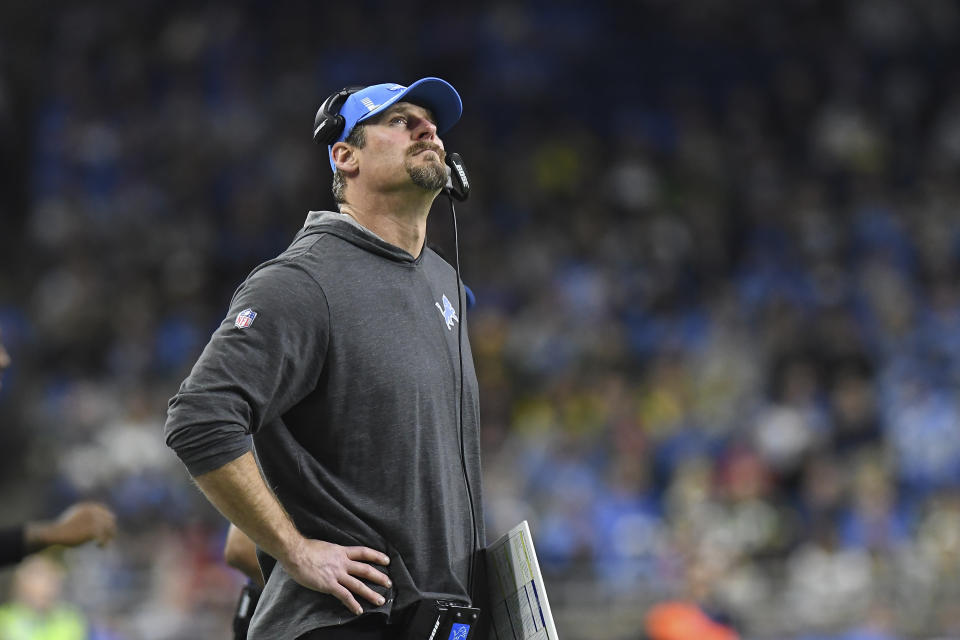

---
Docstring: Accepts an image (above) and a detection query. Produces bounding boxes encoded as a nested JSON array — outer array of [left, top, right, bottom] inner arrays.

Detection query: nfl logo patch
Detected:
[[235, 308, 257, 329]]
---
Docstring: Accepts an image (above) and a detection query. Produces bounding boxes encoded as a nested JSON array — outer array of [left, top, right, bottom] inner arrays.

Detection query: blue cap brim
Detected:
[[356, 77, 462, 134], [328, 77, 462, 171]]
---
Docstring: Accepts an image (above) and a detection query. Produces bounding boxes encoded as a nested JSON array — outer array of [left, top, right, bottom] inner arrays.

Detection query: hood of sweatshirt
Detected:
[[295, 210, 421, 265]]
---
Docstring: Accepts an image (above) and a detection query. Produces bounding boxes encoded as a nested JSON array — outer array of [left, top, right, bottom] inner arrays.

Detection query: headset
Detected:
[[445, 153, 470, 202], [444, 152, 477, 638], [313, 86, 364, 146]]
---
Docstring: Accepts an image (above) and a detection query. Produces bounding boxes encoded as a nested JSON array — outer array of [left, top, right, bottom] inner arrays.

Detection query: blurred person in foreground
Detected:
[[224, 524, 264, 640], [0, 327, 118, 568], [165, 77, 485, 639], [0, 502, 117, 569], [0, 555, 88, 640]]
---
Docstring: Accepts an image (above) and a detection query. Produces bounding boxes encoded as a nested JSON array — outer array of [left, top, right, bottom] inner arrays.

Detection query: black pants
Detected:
[[295, 615, 399, 640]]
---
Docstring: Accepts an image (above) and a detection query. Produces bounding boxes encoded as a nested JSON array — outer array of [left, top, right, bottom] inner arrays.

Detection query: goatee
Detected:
[[405, 142, 448, 191], [407, 162, 448, 191]]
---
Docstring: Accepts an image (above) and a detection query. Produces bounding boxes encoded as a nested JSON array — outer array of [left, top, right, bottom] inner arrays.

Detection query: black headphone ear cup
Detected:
[[313, 108, 345, 145], [313, 86, 364, 146]]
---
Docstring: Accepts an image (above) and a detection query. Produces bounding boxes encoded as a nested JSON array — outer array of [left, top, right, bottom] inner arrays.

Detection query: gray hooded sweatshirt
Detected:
[[164, 211, 484, 639]]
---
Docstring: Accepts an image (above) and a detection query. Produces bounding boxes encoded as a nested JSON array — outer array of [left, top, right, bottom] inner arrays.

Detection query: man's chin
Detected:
[[407, 162, 448, 192], [413, 152, 443, 167]]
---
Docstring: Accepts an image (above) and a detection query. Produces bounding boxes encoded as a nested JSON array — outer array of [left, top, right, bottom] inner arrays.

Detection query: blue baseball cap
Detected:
[[325, 77, 462, 171]]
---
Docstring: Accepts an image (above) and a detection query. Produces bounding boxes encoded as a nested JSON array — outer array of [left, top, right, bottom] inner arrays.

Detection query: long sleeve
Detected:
[[164, 260, 329, 477], [0, 525, 26, 567]]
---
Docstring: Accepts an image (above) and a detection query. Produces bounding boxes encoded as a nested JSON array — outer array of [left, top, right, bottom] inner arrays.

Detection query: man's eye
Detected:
[[390, 116, 407, 125]]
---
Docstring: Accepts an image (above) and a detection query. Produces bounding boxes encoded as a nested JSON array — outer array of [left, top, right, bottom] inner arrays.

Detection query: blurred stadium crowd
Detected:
[[3, 1, 960, 639]]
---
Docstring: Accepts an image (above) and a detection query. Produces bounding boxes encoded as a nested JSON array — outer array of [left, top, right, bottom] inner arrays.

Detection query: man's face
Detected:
[[353, 101, 448, 193], [0, 329, 9, 391]]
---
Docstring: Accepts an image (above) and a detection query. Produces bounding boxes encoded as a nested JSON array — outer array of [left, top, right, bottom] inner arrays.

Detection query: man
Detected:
[[0, 327, 118, 567], [165, 77, 485, 640]]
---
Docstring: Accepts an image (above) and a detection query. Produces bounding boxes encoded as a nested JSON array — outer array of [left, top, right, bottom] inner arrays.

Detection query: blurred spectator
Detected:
[[828, 361, 882, 454], [0, 555, 88, 640], [837, 452, 910, 552], [0, 325, 118, 570], [643, 601, 738, 640], [223, 524, 264, 640]]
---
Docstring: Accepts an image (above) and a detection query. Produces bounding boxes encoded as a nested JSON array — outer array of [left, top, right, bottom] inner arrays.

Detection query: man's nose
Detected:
[[414, 118, 438, 141]]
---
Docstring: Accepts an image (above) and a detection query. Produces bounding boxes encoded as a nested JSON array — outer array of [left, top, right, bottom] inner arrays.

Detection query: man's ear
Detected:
[[331, 142, 359, 174]]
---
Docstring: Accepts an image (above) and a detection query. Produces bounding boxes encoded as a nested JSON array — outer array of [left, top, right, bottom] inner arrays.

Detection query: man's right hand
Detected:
[[282, 538, 392, 616]]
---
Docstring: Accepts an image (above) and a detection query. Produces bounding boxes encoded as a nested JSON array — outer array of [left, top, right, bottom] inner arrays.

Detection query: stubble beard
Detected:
[[405, 144, 448, 191]]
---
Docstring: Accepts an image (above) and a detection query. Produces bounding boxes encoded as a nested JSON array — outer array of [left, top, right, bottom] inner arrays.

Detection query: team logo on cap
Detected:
[[360, 97, 377, 111], [235, 308, 257, 329], [388, 84, 405, 91]]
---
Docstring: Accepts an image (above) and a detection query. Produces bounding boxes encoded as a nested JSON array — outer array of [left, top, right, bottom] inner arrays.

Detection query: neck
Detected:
[[340, 190, 438, 257]]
